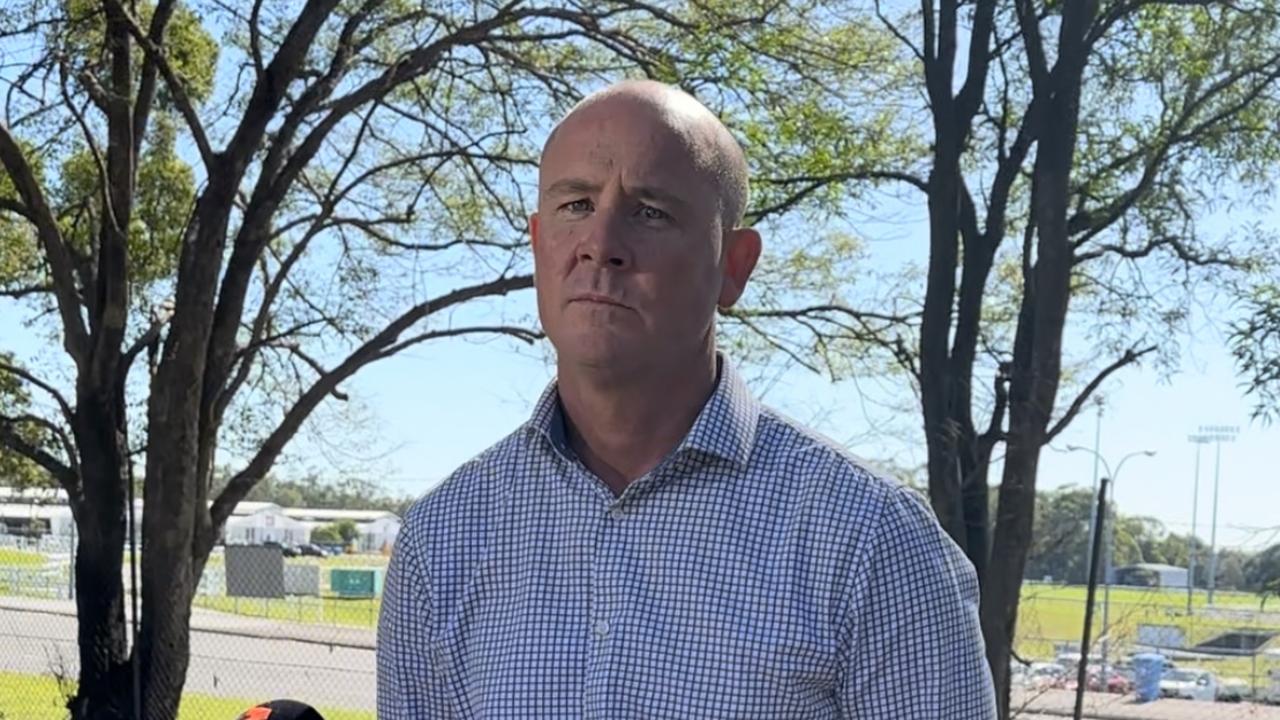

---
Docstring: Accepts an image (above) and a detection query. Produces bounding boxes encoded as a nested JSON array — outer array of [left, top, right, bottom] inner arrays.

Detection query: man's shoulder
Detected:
[[750, 407, 927, 526], [399, 425, 534, 538]]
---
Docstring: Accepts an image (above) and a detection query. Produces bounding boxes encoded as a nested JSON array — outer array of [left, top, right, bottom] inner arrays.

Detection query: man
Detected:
[[378, 79, 996, 718]]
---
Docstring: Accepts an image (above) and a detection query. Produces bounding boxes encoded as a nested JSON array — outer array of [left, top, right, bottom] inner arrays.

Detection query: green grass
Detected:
[[0, 671, 374, 720], [0, 548, 47, 567], [202, 552, 389, 569], [191, 594, 382, 628], [1017, 582, 1280, 680]]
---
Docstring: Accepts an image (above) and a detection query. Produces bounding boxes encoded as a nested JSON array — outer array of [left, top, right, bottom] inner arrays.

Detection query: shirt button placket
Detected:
[[585, 502, 624, 718]]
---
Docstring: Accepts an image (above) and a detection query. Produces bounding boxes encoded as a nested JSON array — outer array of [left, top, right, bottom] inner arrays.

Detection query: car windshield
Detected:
[[1166, 670, 1200, 682]]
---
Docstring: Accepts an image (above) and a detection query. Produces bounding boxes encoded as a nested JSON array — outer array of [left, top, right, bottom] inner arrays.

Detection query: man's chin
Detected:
[[554, 340, 646, 372]]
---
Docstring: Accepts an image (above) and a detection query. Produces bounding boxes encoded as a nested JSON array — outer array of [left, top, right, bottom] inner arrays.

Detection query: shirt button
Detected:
[[593, 619, 610, 638], [608, 507, 625, 520]]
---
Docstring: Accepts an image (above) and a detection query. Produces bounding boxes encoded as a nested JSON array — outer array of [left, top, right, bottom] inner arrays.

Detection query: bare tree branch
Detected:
[[1072, 235, 1245, 268], [1044, 345, 1156, 443], [206, 272, 534, 535], [129, 0, 176, 159], [0, 285, 53, 299], [0, 125, 89, 367], [875, 0, 925, 62], [748, 170, 928, 223], [106, 0, 214, 167], [0, 360, 75, 425], [0, 416, 78, 491], [0, 196, 34, 221], [376, 325, 543, 359], [119, 301, 175, 384]]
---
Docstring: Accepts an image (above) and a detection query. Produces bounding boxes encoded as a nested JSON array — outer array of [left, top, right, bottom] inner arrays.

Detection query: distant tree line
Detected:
[[1024, 486, 1280, 596], [212, 471, 415, 519]]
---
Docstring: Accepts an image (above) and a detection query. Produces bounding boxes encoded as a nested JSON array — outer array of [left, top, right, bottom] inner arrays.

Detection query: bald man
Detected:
[[377, 80, 996, 719]]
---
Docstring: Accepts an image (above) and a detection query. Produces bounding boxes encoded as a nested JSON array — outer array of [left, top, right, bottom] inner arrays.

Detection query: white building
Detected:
[[282, 508, 402, 552], [0, 502, 71, 538], [222, 502, 309, 546], [1115, 563, 1190, 588], [0, 487, 400, 553]]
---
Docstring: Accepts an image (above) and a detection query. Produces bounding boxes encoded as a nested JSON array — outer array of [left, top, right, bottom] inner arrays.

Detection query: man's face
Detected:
[[532, 100, 749, 373]]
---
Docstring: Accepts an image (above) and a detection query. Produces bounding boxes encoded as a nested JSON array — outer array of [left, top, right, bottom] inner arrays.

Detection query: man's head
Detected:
[[531, 80, 761, 376]]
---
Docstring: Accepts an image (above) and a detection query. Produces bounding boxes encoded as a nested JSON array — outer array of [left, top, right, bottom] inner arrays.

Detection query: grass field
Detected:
[[0, 672, 374, 720], [0, 548, 47, 567], [190, 594, 382, 628], [166, 551, 391, 570], [1016, 582, 1280, 681]]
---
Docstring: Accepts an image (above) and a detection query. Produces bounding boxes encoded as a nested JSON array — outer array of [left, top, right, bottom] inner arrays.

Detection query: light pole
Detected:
[[1084, 401, 1105, 585], [1186, 433, 1213, 613], [1066, 445, 1156, 672], [1198, 425, 1238, 605]]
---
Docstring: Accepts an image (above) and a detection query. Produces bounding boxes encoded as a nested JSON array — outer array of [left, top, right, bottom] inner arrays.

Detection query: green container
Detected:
[[330, 568, 384, 598]]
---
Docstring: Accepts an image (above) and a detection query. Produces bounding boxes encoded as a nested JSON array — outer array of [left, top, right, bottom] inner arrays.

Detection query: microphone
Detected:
[[236, 699, 327, 720]]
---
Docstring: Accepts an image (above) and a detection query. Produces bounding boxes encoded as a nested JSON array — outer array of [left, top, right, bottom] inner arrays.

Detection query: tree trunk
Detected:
[[982, 7, 1093, 711], [139, 553, 196, 720], [921, 132, 968, 552], [138, 407, 201, 718], [67, 401, 132, 720]]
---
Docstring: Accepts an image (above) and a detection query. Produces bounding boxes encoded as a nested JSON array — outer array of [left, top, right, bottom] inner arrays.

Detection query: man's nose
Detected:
[[576, 209, 633, 269]]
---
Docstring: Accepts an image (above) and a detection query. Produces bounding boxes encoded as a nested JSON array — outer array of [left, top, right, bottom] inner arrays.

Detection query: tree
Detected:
[[729, 2, 1280, 713], [218, 472, 413, 516], [0, 1, 909, 716], [1244, 543, 1280, 600], [1231, 283, 1280, 421], [308, 523, 341, 545], [333, 519, 360, 545], [1023, 487, 1094, 583]]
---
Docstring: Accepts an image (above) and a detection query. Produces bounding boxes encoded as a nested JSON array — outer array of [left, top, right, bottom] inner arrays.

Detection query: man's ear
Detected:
[[529, 212, 541, 251], [718, 227, 762, 309]]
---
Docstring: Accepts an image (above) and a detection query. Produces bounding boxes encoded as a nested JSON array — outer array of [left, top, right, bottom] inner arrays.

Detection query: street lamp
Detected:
[[1186, 433, 1213, 613], [1196, 425, 1237, 605], [1066, 444, 1156, 672]]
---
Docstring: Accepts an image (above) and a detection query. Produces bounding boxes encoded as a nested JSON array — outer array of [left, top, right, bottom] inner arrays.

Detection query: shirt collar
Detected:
[[526, 354, 760, 470]]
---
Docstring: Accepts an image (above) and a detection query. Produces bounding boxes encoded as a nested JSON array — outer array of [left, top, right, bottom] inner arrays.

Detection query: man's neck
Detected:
[[557, 350, 719, 496]]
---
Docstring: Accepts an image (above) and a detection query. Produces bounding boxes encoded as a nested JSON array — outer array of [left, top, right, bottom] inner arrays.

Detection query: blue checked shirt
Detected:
[[378, 358, 996, 718]]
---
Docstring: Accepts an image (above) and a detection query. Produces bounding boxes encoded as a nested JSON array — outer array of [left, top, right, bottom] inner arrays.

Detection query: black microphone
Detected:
[[236, 699, 327, 720]]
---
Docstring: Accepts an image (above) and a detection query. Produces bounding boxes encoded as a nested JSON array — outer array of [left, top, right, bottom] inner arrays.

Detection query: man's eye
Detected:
[[563, 199, 593, 213], [640, 205, 669, 221]]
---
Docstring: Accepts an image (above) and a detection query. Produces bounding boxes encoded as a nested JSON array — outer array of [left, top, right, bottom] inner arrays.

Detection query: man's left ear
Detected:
[[718, 227, 762, 309]]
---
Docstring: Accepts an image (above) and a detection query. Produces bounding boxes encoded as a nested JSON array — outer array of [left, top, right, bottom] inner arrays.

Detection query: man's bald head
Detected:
[[540, 80, 751, 229]]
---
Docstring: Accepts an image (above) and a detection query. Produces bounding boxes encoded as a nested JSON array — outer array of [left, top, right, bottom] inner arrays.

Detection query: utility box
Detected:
[[284, 565, 321, 596], [330, 568, 384, 598], [225, 545, 285, 599]]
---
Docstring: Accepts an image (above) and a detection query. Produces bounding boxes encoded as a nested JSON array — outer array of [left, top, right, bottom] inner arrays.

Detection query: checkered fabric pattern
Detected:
[[378, 356, 996, 718]]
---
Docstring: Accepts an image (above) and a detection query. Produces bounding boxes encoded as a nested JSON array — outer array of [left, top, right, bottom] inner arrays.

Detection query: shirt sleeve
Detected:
[[837, 486, 997, 719], [377, 526, 453, 719]]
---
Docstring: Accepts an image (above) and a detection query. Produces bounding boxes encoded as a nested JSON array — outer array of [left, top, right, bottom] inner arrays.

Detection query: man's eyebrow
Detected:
[[544, 178, 599, 197], [631, 184, 692, 211], [542, 178, 696, 211]]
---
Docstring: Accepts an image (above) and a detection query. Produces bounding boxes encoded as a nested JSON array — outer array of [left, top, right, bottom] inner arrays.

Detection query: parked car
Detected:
[[1009, 662, 1029, 687], [1091, 667, 1134, 695], [262, 540, 299, 557], [1266, 669, 1280, 705], [1159, 668, 1218, 701], [1028, 662, 1067, 690], [1217, 677, 1251, 703], [297, 543, 329, 558]]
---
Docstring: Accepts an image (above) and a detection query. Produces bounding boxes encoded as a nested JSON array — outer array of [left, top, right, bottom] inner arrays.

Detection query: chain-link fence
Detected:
[[1, 534, 380, 719], [7, 535, 1280, 718], [1013, 581, 1280, 711]]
